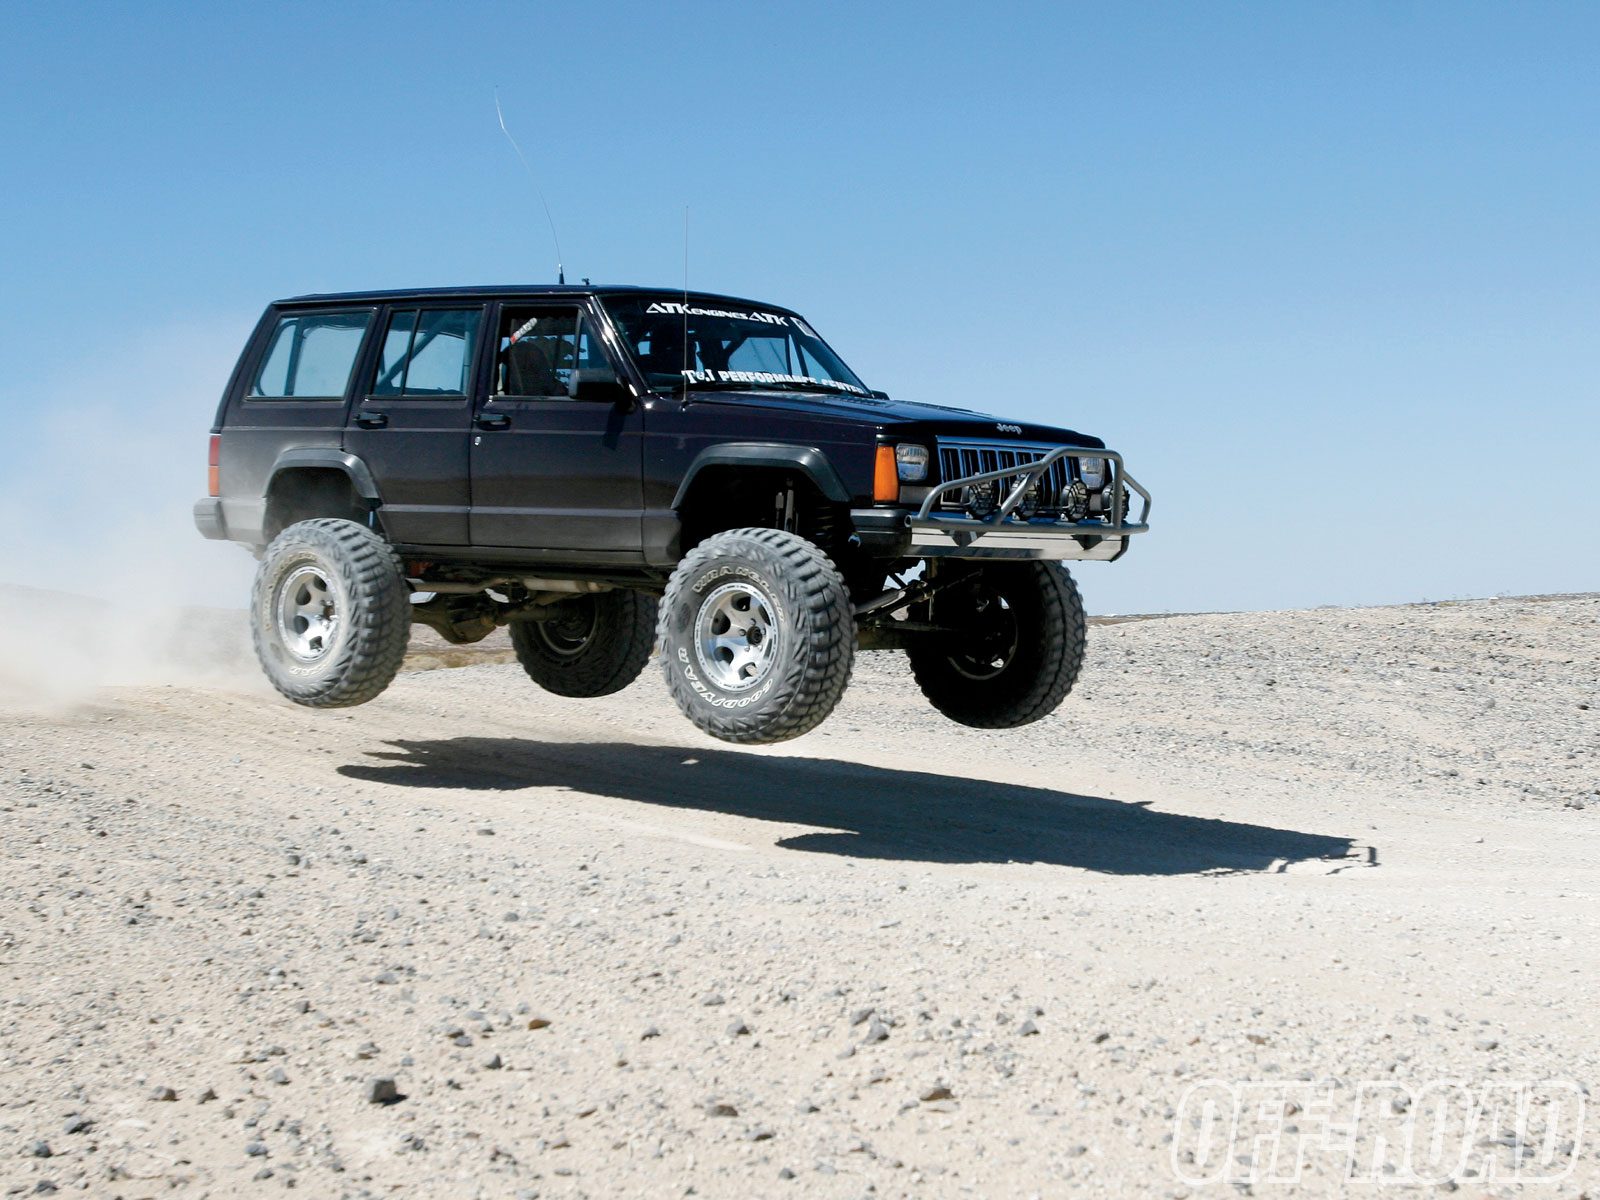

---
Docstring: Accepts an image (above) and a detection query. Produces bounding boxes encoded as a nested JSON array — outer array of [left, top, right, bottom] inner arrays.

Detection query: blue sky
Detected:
[[2, 1, 1596, 613]]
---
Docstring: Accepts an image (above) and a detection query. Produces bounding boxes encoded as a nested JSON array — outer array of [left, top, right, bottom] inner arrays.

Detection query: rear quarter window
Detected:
[[251, 311, 372, 398]]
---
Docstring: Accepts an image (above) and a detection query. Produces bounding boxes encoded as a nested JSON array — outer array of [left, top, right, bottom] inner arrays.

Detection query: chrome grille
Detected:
[[935, 439, 1078, 516]]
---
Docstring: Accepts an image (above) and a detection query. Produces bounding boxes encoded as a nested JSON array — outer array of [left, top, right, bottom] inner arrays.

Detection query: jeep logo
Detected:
[[996, 423, 1021, 435]]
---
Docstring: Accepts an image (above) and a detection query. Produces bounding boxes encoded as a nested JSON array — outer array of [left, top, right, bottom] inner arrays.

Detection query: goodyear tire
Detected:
[[907, 561, 1086, 728], [250, 518, 411, 708], [658, 528, 855, 745], [509, 590, 658, 698]]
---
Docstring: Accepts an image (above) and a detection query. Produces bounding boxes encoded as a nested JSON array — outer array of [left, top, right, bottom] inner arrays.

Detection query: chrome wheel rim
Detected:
[[275, 564, 340, 662], [694, 581, 778, 691]]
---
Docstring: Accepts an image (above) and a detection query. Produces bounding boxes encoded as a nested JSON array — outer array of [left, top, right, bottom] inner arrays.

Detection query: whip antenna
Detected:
[[682, 205, 690, 387], [494, 87, 564, 285]]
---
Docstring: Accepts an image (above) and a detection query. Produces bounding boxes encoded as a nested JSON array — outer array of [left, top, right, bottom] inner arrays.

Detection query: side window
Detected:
[[251, 311, 371, 398], [370, 308, 482, 397], [495, 307, 581, 397], [576, 323, 612, 370], [372, 310, 417, 397]]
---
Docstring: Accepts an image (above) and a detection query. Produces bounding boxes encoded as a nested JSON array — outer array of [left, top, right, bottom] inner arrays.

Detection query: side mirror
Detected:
[[568, 368, 629, 404]]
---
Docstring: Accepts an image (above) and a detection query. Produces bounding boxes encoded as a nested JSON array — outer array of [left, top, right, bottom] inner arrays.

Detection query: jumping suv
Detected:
[[196, 285, 1151, 744]]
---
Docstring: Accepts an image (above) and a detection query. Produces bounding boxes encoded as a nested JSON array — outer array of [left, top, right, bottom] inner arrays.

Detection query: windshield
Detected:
[[602, 294, 868, 395]]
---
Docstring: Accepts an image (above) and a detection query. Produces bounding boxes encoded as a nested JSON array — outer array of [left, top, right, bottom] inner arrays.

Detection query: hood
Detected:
[[683, 388, 1105, 448]]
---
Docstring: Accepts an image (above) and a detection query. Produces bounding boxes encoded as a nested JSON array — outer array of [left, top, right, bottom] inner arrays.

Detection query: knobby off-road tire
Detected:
[[907, 561, 1086, 729], [509, 590, 658, 698], [250, 518, 411, 708], [658, 528, 855, 745]]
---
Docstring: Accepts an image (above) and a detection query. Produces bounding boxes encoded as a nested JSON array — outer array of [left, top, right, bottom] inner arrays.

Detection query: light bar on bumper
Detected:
[[906, 446, 1151, 561]]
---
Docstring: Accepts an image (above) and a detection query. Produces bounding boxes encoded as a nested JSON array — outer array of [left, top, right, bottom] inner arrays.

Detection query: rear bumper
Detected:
[[193, 497, 227, 540], [852, 446, 1151, 562]]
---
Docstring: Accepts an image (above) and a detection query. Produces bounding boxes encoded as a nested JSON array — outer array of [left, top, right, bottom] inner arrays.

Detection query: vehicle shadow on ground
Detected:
[[338, 738, 1358, 876]]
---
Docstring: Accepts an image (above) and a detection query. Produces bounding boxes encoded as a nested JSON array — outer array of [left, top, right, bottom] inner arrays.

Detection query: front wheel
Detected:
[[658, 528, 855, 745], [250, 518, 412, 707], [509, 590, 658, 698], [906, 562, 1086, 728]]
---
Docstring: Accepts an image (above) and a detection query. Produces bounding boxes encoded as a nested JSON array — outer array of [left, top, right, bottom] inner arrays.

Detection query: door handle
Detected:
[[476, 412, 511, 430], [355, 411, 388, 429]]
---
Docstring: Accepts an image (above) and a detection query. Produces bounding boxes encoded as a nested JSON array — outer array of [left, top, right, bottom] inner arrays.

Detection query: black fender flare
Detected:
[[265, 448, 383, 504], [671, 443, 851, 509]]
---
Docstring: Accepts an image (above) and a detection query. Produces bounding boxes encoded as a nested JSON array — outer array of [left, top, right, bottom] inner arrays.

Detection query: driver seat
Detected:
[[506, 337, 559, 396]]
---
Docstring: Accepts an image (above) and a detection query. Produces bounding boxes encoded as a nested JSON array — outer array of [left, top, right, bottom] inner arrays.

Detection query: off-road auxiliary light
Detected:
[[1013, 475, 1042, 519], [966, 478, 998, 518], [1063, 480, 1090, 520], [208, 435, 220, 497]]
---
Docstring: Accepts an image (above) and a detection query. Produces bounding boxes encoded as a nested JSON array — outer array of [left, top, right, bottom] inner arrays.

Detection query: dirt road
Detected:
[[3, 595, 1598, 1196]]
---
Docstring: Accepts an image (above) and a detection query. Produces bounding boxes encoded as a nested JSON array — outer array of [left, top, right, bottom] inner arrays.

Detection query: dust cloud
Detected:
[[0, 318, 261, 704]]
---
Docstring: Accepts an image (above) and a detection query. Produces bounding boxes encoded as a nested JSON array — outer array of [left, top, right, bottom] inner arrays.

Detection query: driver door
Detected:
[[468, 302, 645, 558]]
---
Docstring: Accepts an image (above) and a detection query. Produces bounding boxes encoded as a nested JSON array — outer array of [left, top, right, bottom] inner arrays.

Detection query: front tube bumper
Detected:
[[903, 446, 1151, 561]]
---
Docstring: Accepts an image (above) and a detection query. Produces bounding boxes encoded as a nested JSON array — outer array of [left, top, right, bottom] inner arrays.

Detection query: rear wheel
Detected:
[[658, 528, 854, 744], [509, 590, 657, 698], [907, 562, 1085, 728], [250, 518, 411, 707]]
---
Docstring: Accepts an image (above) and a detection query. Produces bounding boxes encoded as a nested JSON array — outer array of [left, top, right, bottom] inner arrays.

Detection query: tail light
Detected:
[[208, 435, 220, 497]]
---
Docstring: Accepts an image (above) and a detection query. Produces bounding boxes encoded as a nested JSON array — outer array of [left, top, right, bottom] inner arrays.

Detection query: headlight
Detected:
[[1077, 455, 1106, 489], [895, 443, 929, 483]]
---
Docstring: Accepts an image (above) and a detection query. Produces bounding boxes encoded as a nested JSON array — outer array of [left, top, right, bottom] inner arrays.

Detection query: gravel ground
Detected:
[[2, 591, 1599, 1197]]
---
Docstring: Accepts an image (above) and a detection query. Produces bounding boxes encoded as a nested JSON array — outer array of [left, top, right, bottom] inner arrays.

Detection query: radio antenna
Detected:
[[494, 87, 564, 285], [682, 205, 690, 387]]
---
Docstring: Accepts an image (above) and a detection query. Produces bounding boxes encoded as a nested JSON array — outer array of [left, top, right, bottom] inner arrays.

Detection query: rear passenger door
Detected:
[[345, 305, 484, 546], [469, 302, 644, 557]]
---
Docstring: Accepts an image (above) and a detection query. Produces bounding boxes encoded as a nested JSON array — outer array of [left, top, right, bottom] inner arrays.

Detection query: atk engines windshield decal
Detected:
[[645, 301, 791, 326]]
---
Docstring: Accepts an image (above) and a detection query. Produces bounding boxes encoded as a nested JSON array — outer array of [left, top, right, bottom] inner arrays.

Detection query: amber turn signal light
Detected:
[[208, 434, 220, 497], [873, 445, 899, 502]]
